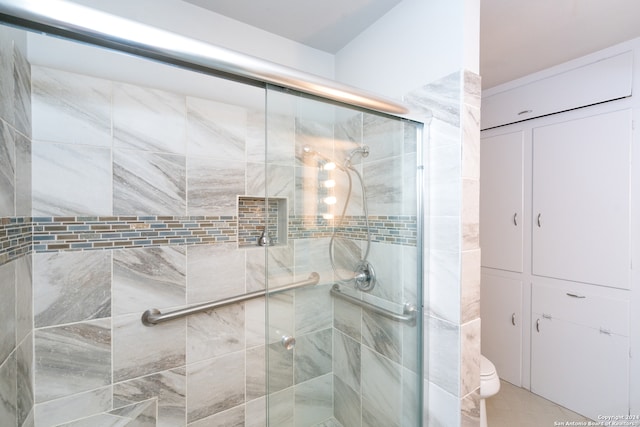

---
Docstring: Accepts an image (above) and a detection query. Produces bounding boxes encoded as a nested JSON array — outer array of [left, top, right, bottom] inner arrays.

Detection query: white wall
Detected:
[[335, 0, 480, 99]]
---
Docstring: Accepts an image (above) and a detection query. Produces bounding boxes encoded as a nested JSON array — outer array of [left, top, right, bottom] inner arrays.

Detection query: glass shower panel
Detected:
[[265, 85, 423, 427]]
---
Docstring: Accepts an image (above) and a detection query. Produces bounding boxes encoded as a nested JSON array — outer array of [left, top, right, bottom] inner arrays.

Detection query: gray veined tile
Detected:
[[362, 308, 402, 364], [32, 142, 112, 216], [186, 352, 245, 423], [361, 347, 402, 427], [31, 66, 110, 146], [0, 260, 16, 366], [187, 96, 246, 160], [246, 108, 267, 164], [113, 150, 186, 215], [0, 26, 15, 126], [294, 282, 332, 336], [34, 385, 112, 427], [0, 120, 15, 216], [34, 250, 111, 328], [113, 313, 185, 383], [14, 131, 31, 216], [267, 341, 293, 394], [186, 156, 245, 216], [294, 374, 332, 426], [267, 387, 293, 427], [186, 244, 245, 305], [113, 246, 186, 316], [34, 319, 111, 403], [294, 328, 332, 384], [187, 404, 244, 427], [363, 113, 403, 162], [363, 156, 403, 217], [333, 330, 361, 392], [114, 82, 186, 154], [113, 367, 186, 427], [13, 44, 31, 138], [187, 303, 245, 363], [0, 352, 17, 427], [246, 345, 266, 401], [334, 375, 361, 427], [16, 335, 34, 427], [245, 396, 266, 427]]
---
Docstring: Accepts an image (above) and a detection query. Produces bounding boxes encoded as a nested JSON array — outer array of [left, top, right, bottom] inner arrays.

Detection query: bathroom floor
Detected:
[[486, 380, 593, 426]]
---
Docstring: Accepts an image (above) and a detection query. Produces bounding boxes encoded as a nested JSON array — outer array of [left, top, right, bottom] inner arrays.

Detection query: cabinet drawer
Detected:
[[532, 283, 629, 336]]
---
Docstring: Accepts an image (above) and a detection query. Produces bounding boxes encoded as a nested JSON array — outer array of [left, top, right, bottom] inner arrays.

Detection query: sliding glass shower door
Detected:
[[264, 86, 423, 427]]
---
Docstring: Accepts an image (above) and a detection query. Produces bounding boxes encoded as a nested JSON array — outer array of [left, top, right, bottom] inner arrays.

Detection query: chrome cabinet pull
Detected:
[[511, 313, 516, 326], [536, 318, 540, 332], [537, 213, 542, 227], [513, 213, 518, 226], [566, 293, 586, 299]]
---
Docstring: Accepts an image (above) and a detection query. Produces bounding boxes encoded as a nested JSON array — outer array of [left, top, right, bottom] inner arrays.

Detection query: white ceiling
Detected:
[[183, 0, 640, 90]]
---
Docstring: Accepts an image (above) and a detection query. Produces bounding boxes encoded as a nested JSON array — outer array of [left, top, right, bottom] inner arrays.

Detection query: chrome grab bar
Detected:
[[142, 272, 320, 326], [330, 284, 418, 325]]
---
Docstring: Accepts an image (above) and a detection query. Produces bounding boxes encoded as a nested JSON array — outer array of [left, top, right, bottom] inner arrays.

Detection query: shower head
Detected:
[[344, 145, 370, 168], [303, 146, 343, 171]]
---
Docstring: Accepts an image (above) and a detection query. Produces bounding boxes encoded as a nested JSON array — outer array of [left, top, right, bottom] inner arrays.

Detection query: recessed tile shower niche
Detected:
[[237, 196, 287, 247]]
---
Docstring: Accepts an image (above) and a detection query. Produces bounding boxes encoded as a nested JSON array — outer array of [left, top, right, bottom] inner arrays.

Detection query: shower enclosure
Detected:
[[0, 6, 424, 427]]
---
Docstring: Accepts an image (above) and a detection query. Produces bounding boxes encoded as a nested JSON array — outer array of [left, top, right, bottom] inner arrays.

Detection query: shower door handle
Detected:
[[535, 318, 540, 332], [513, 213, 518, 226], [511, 313, 516, 326]]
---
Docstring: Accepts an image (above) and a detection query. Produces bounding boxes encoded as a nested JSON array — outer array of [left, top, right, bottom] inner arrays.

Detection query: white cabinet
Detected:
[[480, 273, 522, 386], [531, 282, 629, 420], [480, 131, 524, 272], [532, 109, 632, 289]]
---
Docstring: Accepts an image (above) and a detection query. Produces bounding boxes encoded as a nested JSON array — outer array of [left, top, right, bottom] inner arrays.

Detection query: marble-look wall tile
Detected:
[[31, 67, 111, 147], [245, 248, 265, 293], [294, 117, 333, 168], [366, 242, 403, 304], [34, 251, 111, 328], [267, 387, 293, 427], [266, 244, 294, 288], [16, 334, 33, 426], [186, 156, 243, 216], [0, 26, 15, 126], [0, 261, 16, 365], [294, 328, 332, 384], [113, 82, 186, 154], [462, 178, 479, 251], [264, 110, 295, 166], [59, 399, 157, 427], [461, 249, 480, 324], [334, 297, 361, 342], [429, 142, 462, 218], [13, 44, 31, 139], [461, 388, 480, 427], [246, 109, 267, 165], [460, 319, 480, 397], [15, 253, 32, 353], [246, 345, 266, 401], [34, 319, 111, 402], [32, 142, 111, 216], [113, 246, 186, 316], [427, 381, 460, 427], [363, 113, 403, 163], [402, 367, 420, 427], [187, 303, 245, 363], [334, 110, 362, 162], [294, 283, 332, 336], [186, 243, 245, 304], [363, 156, 403, 216], [462, 105, 480, 180], [187, 404, 244, 427], [294, 165, 320, 216], [245, 298, 266, 348], [293, 238, 333, 286], [0, 352, 17, 427], [267, 291, 294, 347], [0, 120, 15, 216], [246, 163, 294, 210], [187, 97, 246, 160], [334, 375, 361, 427], [362, 310, 401, 364], [245, 396, 266, 427], [428, 316, 460, 396], [34, 386, 112, 427], [14, 132, 31, 216], [113, 367, 186, 427], [361, 347, 402, 427], [113, 150, 186, 215], [294, 374, 332, 426], [267, 341, 293, 394], [113, 313, 185, 383], [333, 330, 361, 392], [186, 352, 245, 423], [428, 250, 461, 323]]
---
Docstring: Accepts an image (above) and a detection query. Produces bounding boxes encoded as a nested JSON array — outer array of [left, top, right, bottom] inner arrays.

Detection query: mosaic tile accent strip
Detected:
[[1, 213, 416, 264], [289, 215, 417, 246], [237, 197, 279, 247], [32, 216, 237, 253], [0, 217, 32, 265]]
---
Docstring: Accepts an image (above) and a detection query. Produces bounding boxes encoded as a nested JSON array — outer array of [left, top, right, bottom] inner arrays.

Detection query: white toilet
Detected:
[[480, 355, 500, 427]]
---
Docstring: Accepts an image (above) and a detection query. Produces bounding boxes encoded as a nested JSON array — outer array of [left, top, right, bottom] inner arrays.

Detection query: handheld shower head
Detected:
[[303, 146, 343, 171]]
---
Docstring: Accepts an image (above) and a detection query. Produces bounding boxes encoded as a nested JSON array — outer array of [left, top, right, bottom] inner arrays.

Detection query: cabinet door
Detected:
[[532, 109, 631, 289], [480, 131, 524, 272], [531, 315, 629, 420], [480, 273, 522, 386]]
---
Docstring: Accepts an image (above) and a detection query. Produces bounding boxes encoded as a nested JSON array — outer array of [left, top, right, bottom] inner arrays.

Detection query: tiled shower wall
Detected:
[[0, 34, 422, 427], [406, 70, 481, 427], [0, 25, 34, 427]]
